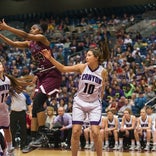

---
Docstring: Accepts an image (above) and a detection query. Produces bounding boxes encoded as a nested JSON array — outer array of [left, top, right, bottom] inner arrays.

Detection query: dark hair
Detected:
[[106, 109, 114, 114], [146, 106, 153, 110], [33, 23, 48, 34], [40, 23, 48, 33], [90, 39, 110, 64]]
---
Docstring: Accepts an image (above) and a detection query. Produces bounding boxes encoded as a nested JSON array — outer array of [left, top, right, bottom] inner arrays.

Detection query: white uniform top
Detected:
[[139, 116, 149, 136], [108, 117, 116, 128], [0, 76, 10, 105], [147, 114, 155, 130], [124, 117, 132, 127], [0, 76, 11, 128], [139, 116, 148, 127], [77, 65, 103, 102]]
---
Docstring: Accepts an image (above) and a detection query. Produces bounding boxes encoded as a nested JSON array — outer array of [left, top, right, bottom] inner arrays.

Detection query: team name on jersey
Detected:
[[82, 74, 102, 84], [0, 84, 10, 91]]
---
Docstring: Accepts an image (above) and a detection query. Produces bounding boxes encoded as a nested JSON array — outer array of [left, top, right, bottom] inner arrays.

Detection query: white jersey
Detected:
[[0, 75, 11, 128], [139, 116, 148, 127], [124, 117, 132, 127], [108, 117, 116, 128], [0, 76, 10, 105], [77, 65, 104, 102]]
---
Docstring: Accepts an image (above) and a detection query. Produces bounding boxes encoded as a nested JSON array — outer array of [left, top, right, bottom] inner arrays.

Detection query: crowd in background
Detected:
[[0, 8, 156, 151]]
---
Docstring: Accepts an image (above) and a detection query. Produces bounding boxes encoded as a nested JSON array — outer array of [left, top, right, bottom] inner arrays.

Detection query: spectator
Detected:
[[144, 86, 156, 106], [132, 92, 147, 116], [54, 107, 72, 149], [118, 98, 132, 115], [45, 106, 56, 129]]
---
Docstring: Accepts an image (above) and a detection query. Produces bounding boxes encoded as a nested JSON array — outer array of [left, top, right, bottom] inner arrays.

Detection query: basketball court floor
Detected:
[[14, 148, 156, 156]]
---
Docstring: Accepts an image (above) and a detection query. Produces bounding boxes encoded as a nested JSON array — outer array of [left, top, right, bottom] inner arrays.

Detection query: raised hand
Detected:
[[0, 19, 8, 30]]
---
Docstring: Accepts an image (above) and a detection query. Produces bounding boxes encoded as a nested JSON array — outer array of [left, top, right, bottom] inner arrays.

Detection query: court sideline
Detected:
[[14, 148, 156, 156]]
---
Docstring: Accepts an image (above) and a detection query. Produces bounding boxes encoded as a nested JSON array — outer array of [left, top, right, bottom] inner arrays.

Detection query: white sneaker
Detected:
[[129, 145, 135, 151], [30, 135, 48, 147], [144, 145, 150, 151], [117, 145, 123, 151], [84, 144, 90, 149], [90, 143, 95, 151], [151, 145, 156, 151], [22, 145, 36, 153], [113, 144, 118, 150], [61, 142, 68, 148], [103, 144, 109, 150], [135, 145, 141, 151]]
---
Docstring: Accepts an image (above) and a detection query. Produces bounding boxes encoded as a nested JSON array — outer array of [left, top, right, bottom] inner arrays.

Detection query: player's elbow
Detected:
[[61, 67, 67, 73]]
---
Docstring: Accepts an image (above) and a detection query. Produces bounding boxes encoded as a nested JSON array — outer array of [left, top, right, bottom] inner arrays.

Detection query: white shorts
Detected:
[[72, 96, 102, 125], [0, 104, 10, 128]]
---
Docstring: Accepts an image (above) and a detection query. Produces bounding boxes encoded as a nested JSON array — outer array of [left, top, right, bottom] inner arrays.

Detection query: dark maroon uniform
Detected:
[[29, 41, 61, 96]]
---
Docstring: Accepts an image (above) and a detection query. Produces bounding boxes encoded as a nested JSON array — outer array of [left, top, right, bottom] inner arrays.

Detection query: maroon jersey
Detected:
[[29, 41, 53, 70], [29, 41, 62, 96]]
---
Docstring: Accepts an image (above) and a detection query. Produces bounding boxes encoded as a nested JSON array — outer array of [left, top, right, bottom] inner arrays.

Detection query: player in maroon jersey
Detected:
[[0, 19, 62, 151]]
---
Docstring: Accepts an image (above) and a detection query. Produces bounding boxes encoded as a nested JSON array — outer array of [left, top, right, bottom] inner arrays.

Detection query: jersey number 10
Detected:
[[83, 83, 95, 94]]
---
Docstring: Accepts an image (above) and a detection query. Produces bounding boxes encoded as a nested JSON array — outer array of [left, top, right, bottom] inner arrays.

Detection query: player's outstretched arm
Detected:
[[41, 49, 83, 73], [0, 33, 28, 48], [0, 19, 28, 39]]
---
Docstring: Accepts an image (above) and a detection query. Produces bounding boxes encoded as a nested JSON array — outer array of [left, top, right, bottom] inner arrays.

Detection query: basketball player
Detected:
[[134, 108, 152, 151], [0, 19, 62, 150], [118, 108, 136, 151], [104, 110, 119, 150], [41, 40, 109, 156], [0, 60, 32, 156]]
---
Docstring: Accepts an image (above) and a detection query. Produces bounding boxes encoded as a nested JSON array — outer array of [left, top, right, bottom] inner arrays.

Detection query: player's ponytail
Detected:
[[98, 38, 110, 63], [6, 74, 34, 96], [90, 38, 110, 64], [40, 23, 48, 33]]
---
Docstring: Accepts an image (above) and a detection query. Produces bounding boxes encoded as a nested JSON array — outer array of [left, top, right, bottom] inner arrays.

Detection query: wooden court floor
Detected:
[[14, 148, 156, 156]]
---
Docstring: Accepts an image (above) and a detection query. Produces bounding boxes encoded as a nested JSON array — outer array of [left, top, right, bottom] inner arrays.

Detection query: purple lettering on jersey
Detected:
[[0, 84, 10, 91], [82, 74, 102, 84]]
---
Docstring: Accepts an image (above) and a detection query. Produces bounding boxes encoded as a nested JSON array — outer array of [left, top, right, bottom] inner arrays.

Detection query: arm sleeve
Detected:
[[23, 92, 32, 105], [65, 114, 72, 129], [6, 96, 12, 105]]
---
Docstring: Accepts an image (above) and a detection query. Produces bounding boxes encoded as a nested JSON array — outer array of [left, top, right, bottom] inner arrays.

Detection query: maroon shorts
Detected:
[[36, 68, 62, 96]]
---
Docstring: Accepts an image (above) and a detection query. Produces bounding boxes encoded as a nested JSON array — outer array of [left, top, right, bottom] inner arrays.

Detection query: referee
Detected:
[[6, 91, 32, 150]]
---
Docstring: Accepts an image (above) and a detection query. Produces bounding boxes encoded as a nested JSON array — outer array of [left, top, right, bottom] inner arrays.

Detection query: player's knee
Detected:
[[72, 129, 81, 139]]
